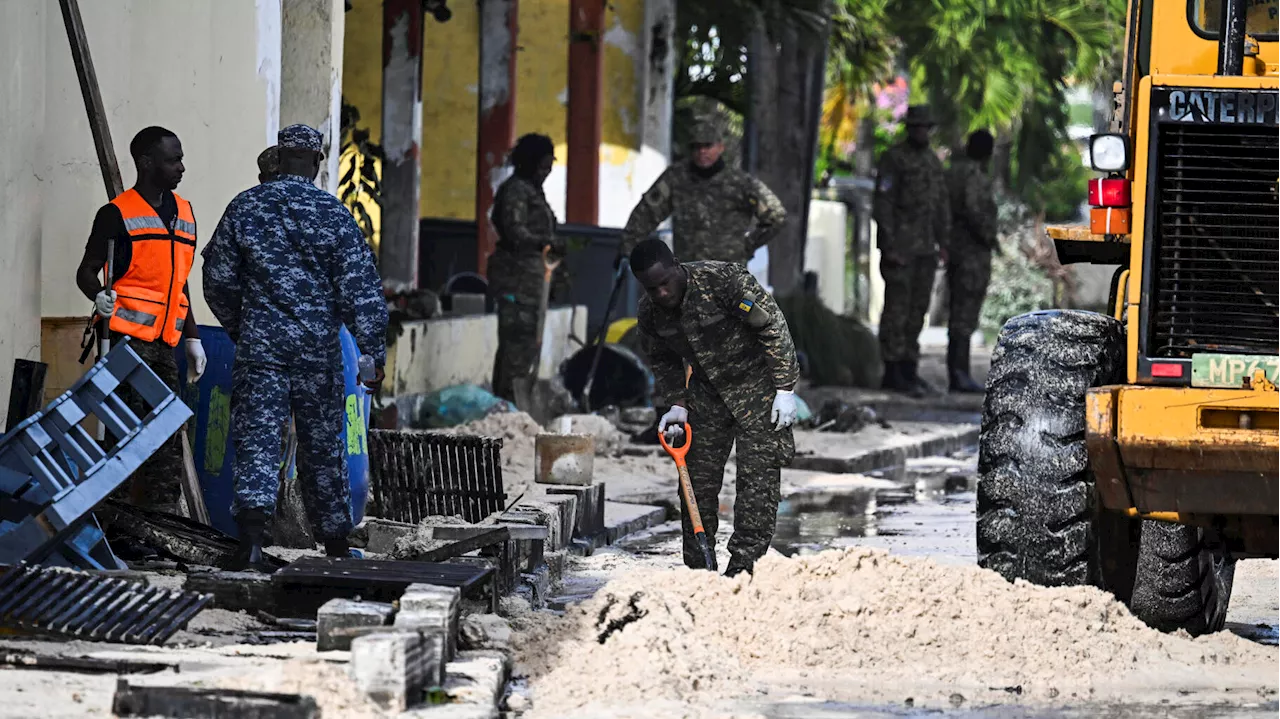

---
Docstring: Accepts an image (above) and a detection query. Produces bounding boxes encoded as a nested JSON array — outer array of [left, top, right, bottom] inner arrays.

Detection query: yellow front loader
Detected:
[[977, 0, 1278, 636]]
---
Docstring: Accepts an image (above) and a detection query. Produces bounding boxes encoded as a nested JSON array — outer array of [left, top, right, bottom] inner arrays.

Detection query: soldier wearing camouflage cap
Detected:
[[203, 123, 388, 571], [617, 116, 787, 266], [257, 145, 279, 184], [873, 105, 951, 396]]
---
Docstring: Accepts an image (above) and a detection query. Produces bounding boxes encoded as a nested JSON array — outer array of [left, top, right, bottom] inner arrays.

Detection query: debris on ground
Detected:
[[510, 548, 1278, 717], [460, 614, 513, 650], [808, 399, 886, 433]]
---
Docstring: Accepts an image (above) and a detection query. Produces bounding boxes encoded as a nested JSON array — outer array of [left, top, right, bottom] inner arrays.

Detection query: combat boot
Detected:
[[226, 509, 273, 573], [324, 538, 361, 559], [882, 361, 925, 397], [904, 360, 935, 396], [947, 342, 984, 393]]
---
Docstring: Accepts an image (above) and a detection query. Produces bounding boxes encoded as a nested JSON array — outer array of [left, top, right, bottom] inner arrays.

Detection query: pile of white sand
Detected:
[[511, 548, 1278, 717]]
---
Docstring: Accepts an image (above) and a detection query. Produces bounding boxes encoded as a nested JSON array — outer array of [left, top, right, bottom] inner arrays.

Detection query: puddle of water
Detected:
[[769, 459, 977, 557]]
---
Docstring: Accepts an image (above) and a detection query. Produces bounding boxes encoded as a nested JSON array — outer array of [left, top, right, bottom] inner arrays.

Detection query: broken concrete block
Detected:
[[317, 599, 394, 651], [349, 631, 427, 712], [534, 433, 594, 485], [444, 650, 510, 707], [501, 499, 574, 552], [539, 495, 578, 546], [547, 482, 606, 537], [459, 614, 512, 651], [349, 518, 420, 555], [398, 584, 460, 660]]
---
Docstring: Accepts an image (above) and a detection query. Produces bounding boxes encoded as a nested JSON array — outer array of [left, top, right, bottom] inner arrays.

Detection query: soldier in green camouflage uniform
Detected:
[[488, 134, 562, 403], [631, 239, 800, 577], [945, 130, 999, 393], [618, 118, 787, 264], [873, 105, 951, 396]]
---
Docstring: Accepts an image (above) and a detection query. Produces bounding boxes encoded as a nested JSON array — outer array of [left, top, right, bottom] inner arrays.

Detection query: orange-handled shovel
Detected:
[[659, 423, 715, 570]]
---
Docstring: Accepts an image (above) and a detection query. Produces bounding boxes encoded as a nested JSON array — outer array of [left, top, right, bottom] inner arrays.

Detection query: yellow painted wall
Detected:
[[343, 0, 383, 144], [420, 3, 480, 219], [341, 0, 648, 223], [515, 0, 570, 165], [601, 1, 642, 154]]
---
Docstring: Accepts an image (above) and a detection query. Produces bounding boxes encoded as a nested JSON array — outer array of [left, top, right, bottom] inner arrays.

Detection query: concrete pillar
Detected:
[[565, 0, 605, 225], [380, 0, 424, 291], [280, 0, 345, 195], [0, 2, 45, 417], [640, 0, 675, 170], [475, 0, 518, 277]]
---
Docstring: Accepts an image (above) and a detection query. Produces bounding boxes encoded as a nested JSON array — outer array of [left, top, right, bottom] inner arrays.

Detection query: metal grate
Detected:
[[367, 430, 506, 524], [1149, 121, 1279, 357], [0, 563, 211, 645]]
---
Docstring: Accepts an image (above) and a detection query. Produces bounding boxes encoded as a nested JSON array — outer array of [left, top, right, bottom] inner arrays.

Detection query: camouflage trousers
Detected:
[[491, 297, 539, 404], [682, 378, 794, 573], [879, 255, 938, 363], [947, 248, 993, 342], [231, 361, 352, 540], [108, 335, 183, 514]]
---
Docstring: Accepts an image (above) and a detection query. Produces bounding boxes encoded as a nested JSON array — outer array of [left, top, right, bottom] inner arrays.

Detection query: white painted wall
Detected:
[[385, 307, 589, 397], [0, 3, 47, 416], [805, 200, 848, 315], [40, 0, 282, 322]]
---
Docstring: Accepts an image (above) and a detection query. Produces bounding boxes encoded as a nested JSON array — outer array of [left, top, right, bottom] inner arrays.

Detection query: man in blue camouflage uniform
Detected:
[[203, 124, 388, 571]]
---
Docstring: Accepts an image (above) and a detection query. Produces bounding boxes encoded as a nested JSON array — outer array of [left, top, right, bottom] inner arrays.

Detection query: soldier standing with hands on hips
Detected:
[[632, 239, 800, 577], [617, 117, 787, 265], [873, 105, 951, 397], [202, 124, 388, 571]]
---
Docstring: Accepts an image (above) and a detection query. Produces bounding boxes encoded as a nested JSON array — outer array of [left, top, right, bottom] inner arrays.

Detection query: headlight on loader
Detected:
[[1090, 133, 1130, 172]]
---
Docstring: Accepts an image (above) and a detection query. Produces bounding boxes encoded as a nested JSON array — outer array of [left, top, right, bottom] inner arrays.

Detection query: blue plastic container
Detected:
[[177, 326, 371, 537]]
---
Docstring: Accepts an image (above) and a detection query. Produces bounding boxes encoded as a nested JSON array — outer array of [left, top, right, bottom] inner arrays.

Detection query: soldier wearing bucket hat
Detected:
[[873, 105, 951, 396], [618, 115, 786, 266]]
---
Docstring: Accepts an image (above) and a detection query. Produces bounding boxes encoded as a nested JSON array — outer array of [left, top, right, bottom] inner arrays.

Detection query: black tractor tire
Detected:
[[1128, 520, 1235, 636], [976, 310, 1136, 592]]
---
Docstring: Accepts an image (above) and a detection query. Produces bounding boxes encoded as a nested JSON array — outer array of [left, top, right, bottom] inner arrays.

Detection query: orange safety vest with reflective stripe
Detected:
[[106, 189, 197, 347]]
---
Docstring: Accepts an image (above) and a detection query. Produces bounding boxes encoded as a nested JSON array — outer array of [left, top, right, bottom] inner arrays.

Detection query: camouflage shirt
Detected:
[[621, 161, 787, 264], [945, 156, 998, 251], [637, 261, 800, 427], [202, 174, 388, 368], [873, 142, 951, 257], [488, 173, 563, 305]]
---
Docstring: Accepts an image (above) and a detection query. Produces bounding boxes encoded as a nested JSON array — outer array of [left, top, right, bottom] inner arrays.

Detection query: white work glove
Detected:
[[658, 405, 689, 442], [185, 339, 207, 384], [94, 289, 116, 317], [771, 389, 798, 431]]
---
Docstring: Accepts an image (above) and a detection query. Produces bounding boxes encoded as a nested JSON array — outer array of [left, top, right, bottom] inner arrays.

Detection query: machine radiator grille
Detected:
[[1149, 122, 1279, 357]]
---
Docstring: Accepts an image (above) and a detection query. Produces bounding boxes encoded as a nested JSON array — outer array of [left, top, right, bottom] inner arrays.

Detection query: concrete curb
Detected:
[[789, 423, 980, 475]]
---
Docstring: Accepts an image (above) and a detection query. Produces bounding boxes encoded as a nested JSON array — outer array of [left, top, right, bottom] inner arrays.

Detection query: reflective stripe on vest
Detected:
[[107, 189, 197, 347]]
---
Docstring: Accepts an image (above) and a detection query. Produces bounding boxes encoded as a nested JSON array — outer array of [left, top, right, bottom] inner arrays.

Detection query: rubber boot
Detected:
[[948, 341, 984, 393], [226, 509, 272, 573]]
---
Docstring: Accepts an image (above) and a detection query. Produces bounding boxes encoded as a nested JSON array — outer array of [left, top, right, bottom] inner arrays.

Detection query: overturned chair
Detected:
[[0, 340, 192, 570]]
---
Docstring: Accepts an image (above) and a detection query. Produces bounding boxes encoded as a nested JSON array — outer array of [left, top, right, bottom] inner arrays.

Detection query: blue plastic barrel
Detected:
[[338, 326, 371, 526], [177, 326, 371, 537]]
